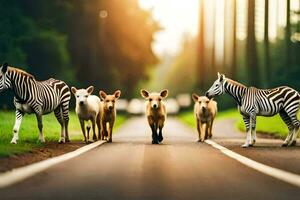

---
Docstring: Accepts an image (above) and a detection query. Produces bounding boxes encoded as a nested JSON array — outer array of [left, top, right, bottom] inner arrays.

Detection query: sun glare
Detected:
[[139, 0, 199, 56]]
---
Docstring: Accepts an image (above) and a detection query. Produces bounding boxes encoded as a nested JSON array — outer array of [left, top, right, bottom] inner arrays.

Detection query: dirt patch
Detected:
[[0, 141, 86, 173]]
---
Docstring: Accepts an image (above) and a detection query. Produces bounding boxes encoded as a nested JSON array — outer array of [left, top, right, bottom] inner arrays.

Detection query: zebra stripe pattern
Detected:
[[0, 63, 71, 144], [206, 73, 300, 147]]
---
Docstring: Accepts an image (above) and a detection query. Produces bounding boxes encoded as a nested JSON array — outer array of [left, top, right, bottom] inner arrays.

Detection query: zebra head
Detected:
[[206, 72, 225, 98], [0, 62, 11, 92]]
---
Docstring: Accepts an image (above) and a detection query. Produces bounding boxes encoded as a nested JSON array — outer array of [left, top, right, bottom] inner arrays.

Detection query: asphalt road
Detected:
[[0, 117, 300, 200]]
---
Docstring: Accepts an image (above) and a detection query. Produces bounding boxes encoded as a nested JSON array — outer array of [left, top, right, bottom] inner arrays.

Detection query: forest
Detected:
[[1, 0, 300, 110], [160, 0, 300, 109], [0, 0, 159, 108]]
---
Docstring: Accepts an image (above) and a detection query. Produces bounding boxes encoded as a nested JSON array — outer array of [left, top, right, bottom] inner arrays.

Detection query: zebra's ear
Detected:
[[1, 62, 8, 73], [219, 74, 224, 82]]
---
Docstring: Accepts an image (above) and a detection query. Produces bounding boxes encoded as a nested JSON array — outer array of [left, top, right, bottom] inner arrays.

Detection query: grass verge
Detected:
[[0, 111, 127, 157]]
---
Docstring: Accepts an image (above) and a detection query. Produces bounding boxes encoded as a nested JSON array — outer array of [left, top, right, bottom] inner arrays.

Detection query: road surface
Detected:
[[0, 117, 300, 199]]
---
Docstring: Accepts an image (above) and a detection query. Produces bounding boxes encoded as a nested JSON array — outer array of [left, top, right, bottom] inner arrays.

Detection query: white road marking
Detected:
[[0, 140, 106, 188], [205, 139, 300, 188]]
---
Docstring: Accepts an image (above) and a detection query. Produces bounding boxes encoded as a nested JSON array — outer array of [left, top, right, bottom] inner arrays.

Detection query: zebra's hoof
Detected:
[[39, 138, 46, 143], [10, 140, 17, 144], [281, 143, 288, 147], [289, 140, 297, 146], [241, 143, 250, 148]]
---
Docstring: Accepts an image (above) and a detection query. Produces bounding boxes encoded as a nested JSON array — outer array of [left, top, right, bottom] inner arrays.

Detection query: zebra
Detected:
[[0, 62, 71, 144], [206, 73, 300, 148]]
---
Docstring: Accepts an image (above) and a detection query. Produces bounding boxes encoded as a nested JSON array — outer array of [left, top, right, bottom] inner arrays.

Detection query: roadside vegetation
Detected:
[[179, 109, 300, 138], [0, 111, 127, 157]]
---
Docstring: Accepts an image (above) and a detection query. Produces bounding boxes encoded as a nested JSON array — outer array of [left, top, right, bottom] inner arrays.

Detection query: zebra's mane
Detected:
[[225, 78, 246, 89], [8, 67, 35, 80]]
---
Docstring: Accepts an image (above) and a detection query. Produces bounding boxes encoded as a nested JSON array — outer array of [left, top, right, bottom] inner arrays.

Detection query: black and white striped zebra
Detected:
[[0, 62, 71, 144], [206, 73, 300, 148]]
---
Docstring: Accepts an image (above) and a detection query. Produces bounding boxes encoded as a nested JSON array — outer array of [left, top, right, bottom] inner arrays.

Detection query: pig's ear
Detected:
[[114, 90, 121, 99], [210, 98, 214, 101], [86, 86, 94, 94], [192, 93, 199, 102], [99, 90, 107, 99], [71, 87, 77, 94], [141, 89, 149, 98], [160, 89, 168, 98]]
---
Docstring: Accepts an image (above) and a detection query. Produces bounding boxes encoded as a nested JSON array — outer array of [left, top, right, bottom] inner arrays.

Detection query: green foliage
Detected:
[[0, 0, 158, 106], [0, 111, 127, 157]]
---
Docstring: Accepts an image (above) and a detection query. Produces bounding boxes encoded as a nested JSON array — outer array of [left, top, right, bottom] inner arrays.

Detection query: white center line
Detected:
[[205, 139, 300, 188]]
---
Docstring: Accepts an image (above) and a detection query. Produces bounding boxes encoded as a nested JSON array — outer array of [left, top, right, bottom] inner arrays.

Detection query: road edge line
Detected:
[[205, 139, 300, 188], [0, 140, 106, 188]]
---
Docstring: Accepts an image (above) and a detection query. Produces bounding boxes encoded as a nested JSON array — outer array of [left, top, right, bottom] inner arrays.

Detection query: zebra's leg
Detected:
[[289, 117, 300, 146], [242, 115, 251, 148], [61, 103, 70, 142], [54, 107, 66, 144], [35, 113, 45, 143], [249, 114, 256, 146], [279, 111, 294, 147], [11, 110, 24, 144]]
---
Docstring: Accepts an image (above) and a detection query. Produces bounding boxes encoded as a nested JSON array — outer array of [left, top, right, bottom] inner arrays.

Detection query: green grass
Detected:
[[0, 111, 127, 157], [178, 109, 300, 138]]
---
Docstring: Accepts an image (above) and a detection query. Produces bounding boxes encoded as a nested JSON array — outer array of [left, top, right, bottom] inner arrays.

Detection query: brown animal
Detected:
[[141, 89, 168, 144], [99, 90, 121, 142], [192, 94, 218, 142]]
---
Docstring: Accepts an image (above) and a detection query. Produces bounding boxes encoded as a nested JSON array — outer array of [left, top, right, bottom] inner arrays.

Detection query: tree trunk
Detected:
[[231, 0, 237, 79], [211, 0, 216, 80], [197, 0, 206, 89], [264, 0, 270, 87], [247, 0, 260, 86], [286, 0, 291, 72]]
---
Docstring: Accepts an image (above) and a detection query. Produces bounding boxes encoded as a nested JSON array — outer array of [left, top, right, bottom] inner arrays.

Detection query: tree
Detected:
[[231, 0, 237, 79], [5, 0, 159, 97], [197, 0, 206, 89], [247, 0, 260, 86], [211, 0, 216, 80], [286, 0, 291, 73], [264, 0, 271, 87]]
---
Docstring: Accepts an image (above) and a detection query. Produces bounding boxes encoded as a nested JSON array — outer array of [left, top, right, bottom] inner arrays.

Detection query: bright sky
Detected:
[[139, 0, 199, 56]]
